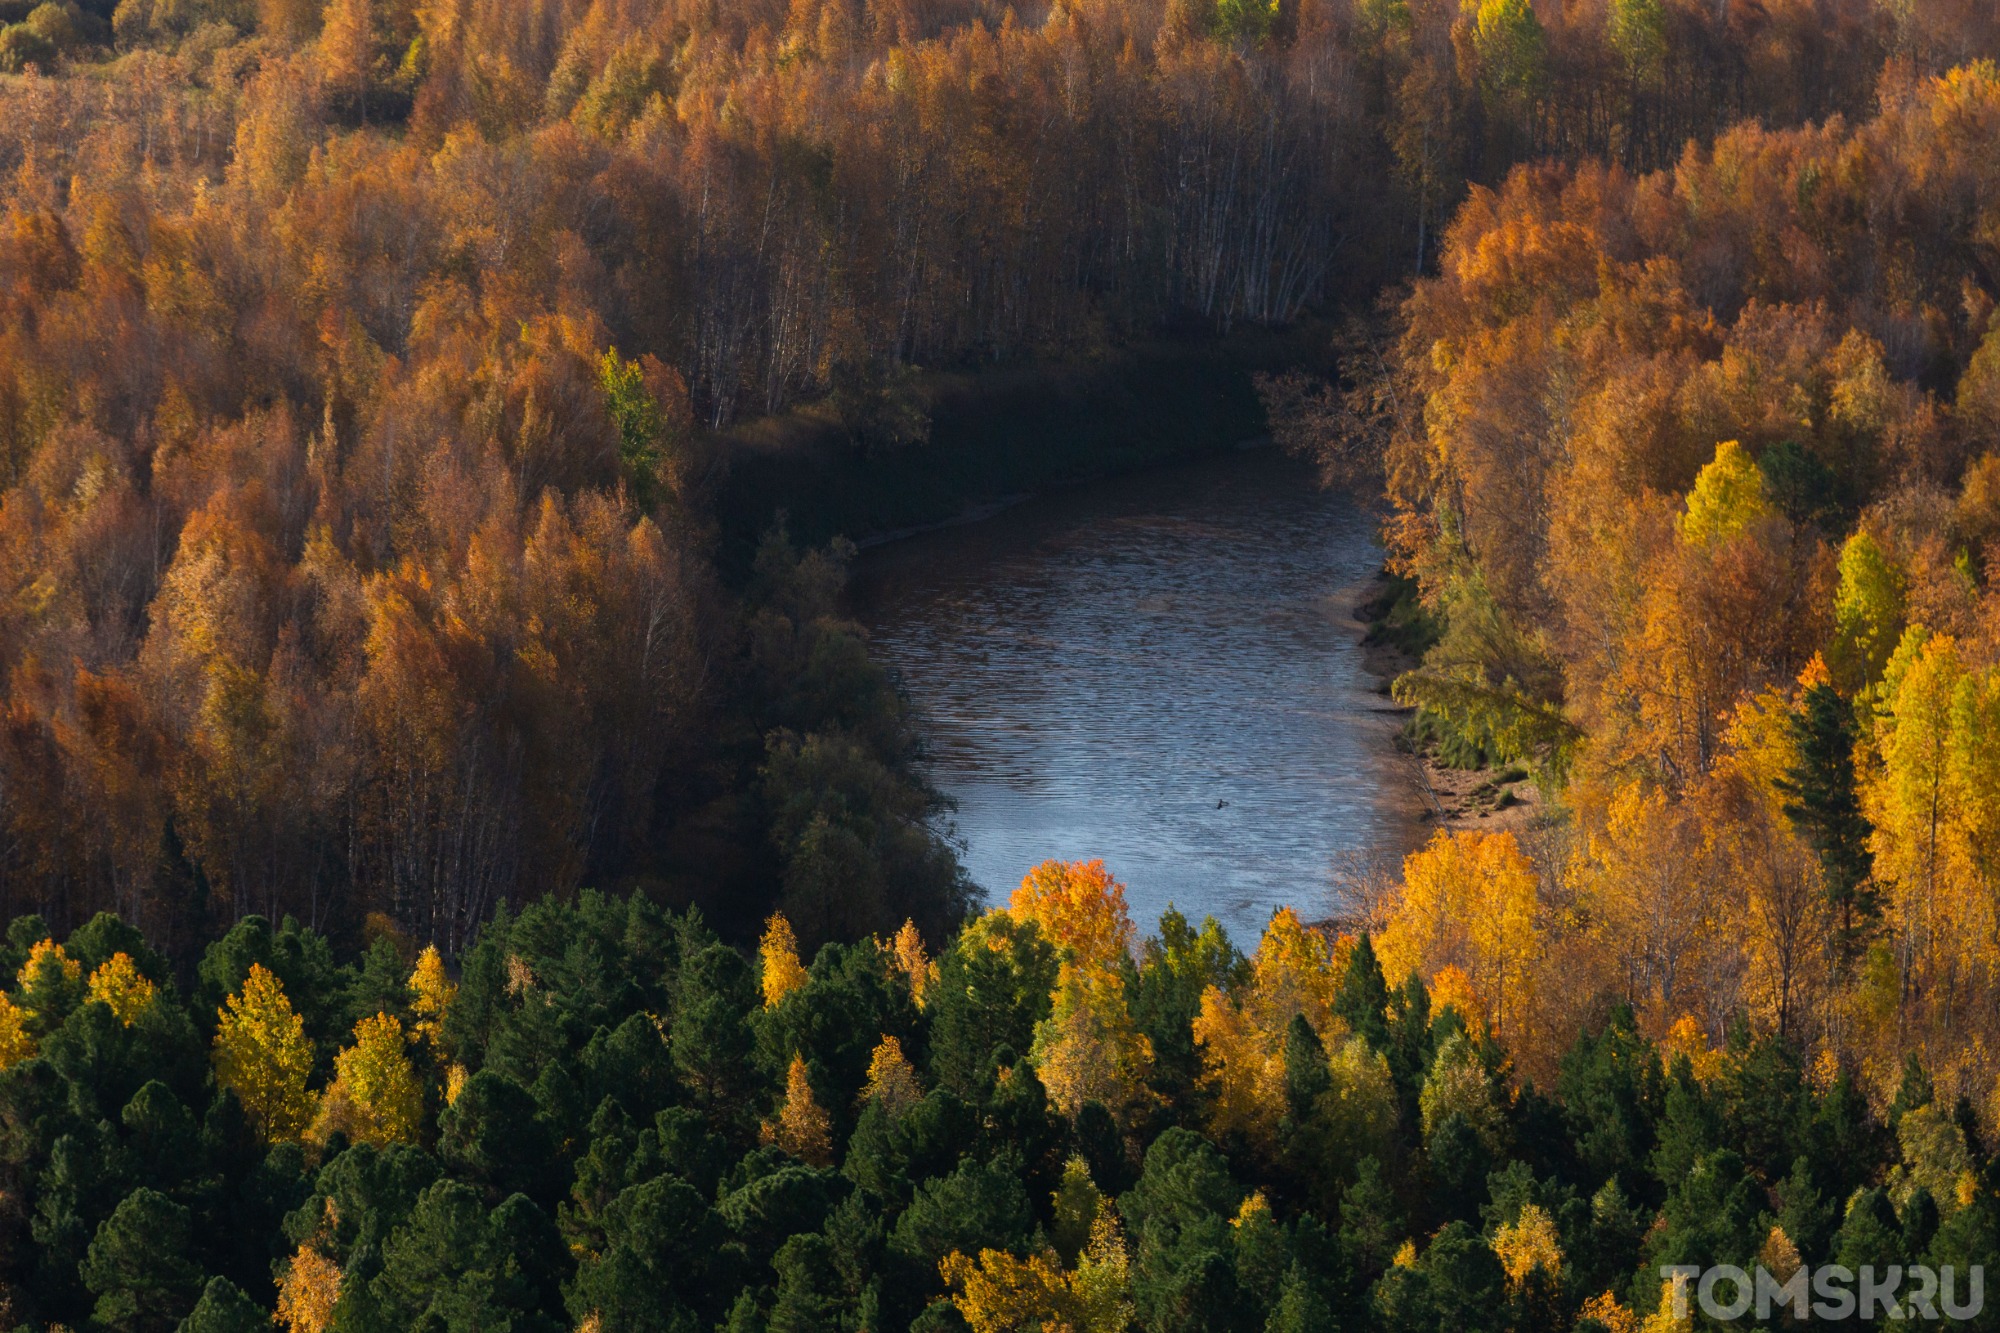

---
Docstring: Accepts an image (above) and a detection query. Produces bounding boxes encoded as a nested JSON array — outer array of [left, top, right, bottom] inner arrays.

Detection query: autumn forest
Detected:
[[4, 0, 2000, 1326]]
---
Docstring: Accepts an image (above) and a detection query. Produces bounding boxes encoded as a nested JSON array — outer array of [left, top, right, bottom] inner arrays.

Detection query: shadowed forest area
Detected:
[[5, 0, 2000, 1326]]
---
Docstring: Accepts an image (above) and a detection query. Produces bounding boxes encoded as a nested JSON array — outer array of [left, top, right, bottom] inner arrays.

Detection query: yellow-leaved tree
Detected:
[[941, 1248, 1075, 1333], [941, 1207, 1131, 1333], [276, 1244, 342, 1333], [0, 994, 33, 1069], [769, 1053, 832, 1165], [760, 913, 809, 1008], [890, 919, 936, 1008], [311, 1013, 423, 1147], [1009, 861, 1153, 1121], [1677, 440, 1769, 547], [1192, 907, 1344, 1152], [86, 952, 158, 1026], [1492, 1202, 1562, 1286], [861, 1035, 922, 1117], [214, 963, 317, 1142], [17, 939, 83, 1019], [1379, 828, 1540, 1047], [408, 944, 456, 1053], [1867, 628, 1977, 1019], [1031, 958, 1153, 1121]]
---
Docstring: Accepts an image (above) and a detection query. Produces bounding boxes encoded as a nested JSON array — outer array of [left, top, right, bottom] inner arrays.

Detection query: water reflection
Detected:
[[851, 448, 1425, 944]]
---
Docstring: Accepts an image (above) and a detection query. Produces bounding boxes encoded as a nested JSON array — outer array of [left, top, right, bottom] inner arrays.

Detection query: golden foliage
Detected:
[[1071, 1208, 1135, 1333], [770, 1054, 832, 1166], [941, 1247, 1074, 1333], [408, 944, 456, 1051], [759, 913, 809, 1008], [16, 939, 81, 1014], [1757, 1226, 1802, 1282], [0, 994, 34, 1070], [1379, 830, 1539, 1045], [1009, 860, 1136, 972], [940, 1209, 1131, 1333], [1031, 960, 1153, 1121], [1321, 1036, 1401, 1160], [1662, 1015, 1722, 1082], [276, 1245, 342, 1333], [213, 963, 317, 1142], [85, 953, 157, 1026], [311, 1013, 423, 1148], [1580, 1291, 1641, 1333], [861, 1035, 921, 1117], [1492, 1202, 1562, 1285], [1192, 907, 1345, 1151], [890, 919, 936, 1008], [1428, 964, 1483, 1030], [1677, 441, 1769, 547]]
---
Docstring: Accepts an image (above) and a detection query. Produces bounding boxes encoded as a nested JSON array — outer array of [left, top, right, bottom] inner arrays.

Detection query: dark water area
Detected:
[[850, 447, 1426, 945]]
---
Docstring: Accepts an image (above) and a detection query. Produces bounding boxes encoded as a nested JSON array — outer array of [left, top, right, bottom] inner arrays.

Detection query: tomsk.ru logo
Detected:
[[1661, 1264, 1984, 1322]]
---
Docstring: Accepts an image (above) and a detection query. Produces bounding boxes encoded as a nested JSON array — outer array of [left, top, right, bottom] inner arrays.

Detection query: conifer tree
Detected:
[[761, 914, 810, 1008], [772, 1054, 833, 1166], [1780, 669, 1877, 959]]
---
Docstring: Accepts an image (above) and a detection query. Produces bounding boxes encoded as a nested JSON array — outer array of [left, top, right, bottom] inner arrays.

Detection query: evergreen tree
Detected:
[[81, 1187, 204, 1332], [1779, 678, 1879, 959], [177, 1277, 270, 1333]]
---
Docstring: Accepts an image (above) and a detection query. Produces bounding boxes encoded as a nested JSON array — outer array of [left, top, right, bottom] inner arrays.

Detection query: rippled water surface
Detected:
[[852, 448, 1424, 942]]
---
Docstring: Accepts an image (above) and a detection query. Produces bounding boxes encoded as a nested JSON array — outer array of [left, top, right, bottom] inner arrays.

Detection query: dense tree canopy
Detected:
[[0, 870, 1989, 1329], [1273, 52, 2000, 1117]]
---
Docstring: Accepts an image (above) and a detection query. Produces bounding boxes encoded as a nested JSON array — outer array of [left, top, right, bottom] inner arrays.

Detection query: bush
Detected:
[[0, 19, 56, 67]]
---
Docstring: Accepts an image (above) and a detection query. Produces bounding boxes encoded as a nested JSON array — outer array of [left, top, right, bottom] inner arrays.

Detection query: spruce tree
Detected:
[[1779, 679, 1879, 960]]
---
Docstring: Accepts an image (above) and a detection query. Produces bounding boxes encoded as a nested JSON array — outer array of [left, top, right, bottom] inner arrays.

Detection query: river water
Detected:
[[851, 447, 1425, 945]]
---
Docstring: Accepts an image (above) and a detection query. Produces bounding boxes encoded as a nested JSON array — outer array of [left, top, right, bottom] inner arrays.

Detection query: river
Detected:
[[851, 446, 1427, 945]]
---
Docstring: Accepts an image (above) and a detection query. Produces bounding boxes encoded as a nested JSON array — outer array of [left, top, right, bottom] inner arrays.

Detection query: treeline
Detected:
[[0, 862, 1991, 1331], [1272, 55, 2000, 1122]]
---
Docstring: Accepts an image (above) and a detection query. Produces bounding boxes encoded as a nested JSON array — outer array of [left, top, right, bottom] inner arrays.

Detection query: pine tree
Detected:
[[1334, 934, 1392, 1053], [80, 1187, 204, 1331], [181, 1277, 272, 1333]]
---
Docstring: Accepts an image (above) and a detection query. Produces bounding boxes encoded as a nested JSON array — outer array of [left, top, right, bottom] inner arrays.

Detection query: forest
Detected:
[[0, 866, 1991, 1331], [5, 0, 2000, 1324]]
